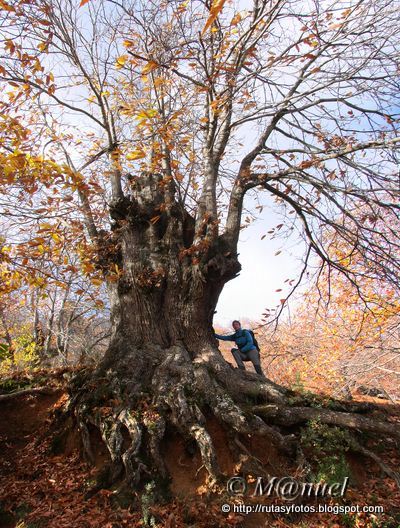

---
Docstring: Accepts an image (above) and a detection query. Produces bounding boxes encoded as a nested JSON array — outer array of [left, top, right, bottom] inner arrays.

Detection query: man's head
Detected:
[[232, 320, 241, 331]]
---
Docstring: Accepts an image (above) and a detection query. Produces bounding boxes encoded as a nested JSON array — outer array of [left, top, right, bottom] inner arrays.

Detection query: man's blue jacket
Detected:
[[215, 329, 256, 353]]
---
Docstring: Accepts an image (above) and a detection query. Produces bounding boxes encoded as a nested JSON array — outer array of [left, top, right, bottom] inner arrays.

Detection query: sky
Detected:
[[215, 194, 306, 329], [3, 0, 393, 334]]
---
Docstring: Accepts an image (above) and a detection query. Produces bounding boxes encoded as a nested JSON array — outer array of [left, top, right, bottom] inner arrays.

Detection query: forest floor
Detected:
[[0, 368, 399, 528]]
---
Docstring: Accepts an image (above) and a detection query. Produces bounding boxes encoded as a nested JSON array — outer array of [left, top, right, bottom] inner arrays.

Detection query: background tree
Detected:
[[0, 245, 110, 371], [257, 217, 400, 401], [1, 0, 399, 501]]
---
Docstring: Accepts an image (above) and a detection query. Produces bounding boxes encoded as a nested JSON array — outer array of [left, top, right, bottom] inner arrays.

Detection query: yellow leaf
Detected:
[[116, 55, 128, 68], [83, 262, 95, 273], [177, 0, 189, 14], [126, 149, 146, 160], [142, 60, 158, 75], [202, 0, 227, 36], [153, 77, 165, 88], [136, 108, 158, 121], [34, 277, 46, 287]]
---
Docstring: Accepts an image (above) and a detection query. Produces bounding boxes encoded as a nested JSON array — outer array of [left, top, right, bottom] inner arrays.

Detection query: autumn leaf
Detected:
[[79, 0, 90, 6], [116, 55, 128, 69], [230, 12, 242, 26], [142, 60, 159, 75], [0, 1, 14, 12], [126, 149, 146, 160], [201, 0, 227, 36], [136, 108, 158, 120]]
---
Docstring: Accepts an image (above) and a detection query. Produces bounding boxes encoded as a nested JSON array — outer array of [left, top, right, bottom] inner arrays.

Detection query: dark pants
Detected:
[[231, 348, 264, 376]]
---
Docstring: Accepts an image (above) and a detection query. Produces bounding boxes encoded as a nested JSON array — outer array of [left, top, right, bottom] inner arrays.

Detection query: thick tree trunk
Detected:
[[98, 173, 242, 373], [63, 173, 400, 516], [68, 173, 261, 491]]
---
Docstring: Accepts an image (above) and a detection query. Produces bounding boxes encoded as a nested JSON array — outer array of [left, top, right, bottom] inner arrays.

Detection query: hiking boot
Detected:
[[254, 365, 265, 377]]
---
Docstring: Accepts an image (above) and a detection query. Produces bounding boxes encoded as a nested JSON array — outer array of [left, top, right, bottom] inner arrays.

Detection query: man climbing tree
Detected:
[[215, 320, 265, 376], [1, 0, 400, 509]]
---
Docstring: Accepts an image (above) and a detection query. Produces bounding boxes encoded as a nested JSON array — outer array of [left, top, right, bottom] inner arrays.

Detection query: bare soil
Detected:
[[0, 376, 399, 528]]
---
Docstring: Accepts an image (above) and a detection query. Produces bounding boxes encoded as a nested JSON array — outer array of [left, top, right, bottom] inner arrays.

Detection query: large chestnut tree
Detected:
[[1, 0, 399, 500]]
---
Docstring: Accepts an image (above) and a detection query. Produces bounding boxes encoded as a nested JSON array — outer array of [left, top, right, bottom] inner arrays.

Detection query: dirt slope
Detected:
[[0, 375, 399, 528]]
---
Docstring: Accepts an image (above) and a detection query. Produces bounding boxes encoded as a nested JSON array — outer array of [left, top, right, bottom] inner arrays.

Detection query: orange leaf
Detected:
[[202, 0, 227, 36], [142, 60, 159, 75], [299, 160, 314, 169], [116, 55, 128, 68], [0, 1, 14, 12], [79, 0, 90, 6], [230, 12, 242, 26]]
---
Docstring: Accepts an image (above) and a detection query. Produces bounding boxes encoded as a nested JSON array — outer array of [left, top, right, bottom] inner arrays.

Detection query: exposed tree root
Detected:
[[0, 386, 59, 402], [194, 363, 296, 454], [352, 442, 400, 489], [143, 414, 167, 478], [118, 410, 148, 486], [194, 350, 289, 403], [188, 423, 220, 484], [252, 404, 400, 439], [77, 417, 95, 465], [63, 343, 400, 504]]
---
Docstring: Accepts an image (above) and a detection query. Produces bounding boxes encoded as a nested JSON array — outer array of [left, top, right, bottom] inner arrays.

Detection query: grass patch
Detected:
[[301, 420, 353, 486]]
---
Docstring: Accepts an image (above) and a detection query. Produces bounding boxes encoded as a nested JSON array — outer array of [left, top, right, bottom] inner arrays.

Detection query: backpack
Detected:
[[246, 329, 260, 353]]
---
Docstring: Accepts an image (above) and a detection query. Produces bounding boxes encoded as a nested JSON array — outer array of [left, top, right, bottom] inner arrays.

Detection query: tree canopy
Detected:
[[0, 0, 399, 304], [1, 0, 400, 520]]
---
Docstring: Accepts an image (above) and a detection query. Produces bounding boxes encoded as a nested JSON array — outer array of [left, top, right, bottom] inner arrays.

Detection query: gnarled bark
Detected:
[[60, 170, 400, 518], [252, 404, 400, 439]]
